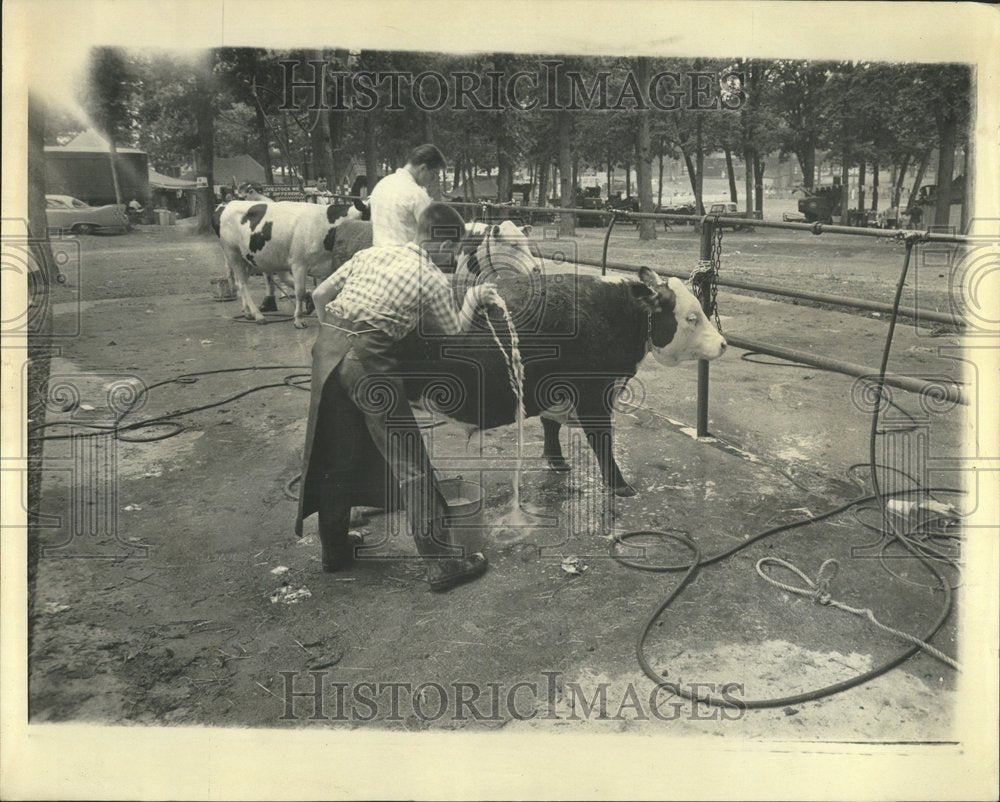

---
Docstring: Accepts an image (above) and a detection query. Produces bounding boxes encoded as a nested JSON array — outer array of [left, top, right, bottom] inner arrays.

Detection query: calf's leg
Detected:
[[541, 415, 570, 472], [576, 393, 635, 497]]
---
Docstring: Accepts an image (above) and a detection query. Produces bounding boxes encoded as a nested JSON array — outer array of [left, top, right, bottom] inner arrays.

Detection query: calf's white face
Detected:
[[476, 220, 541, 279], [632, 267, 727, 366]]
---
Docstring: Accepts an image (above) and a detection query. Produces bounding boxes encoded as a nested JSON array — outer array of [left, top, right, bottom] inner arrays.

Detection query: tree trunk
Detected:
[[858, 160, 866, 213], [27, 94, 57, 647], [252, 101, 274, 183], [753, 152, 764, 214], [695, 118, 705, 216], [311, 111, 335, 187], [537, 156, 549, 205], [194, 54, 215, 234], [960, 142, 971, 232], [635, 58, 657, 240], [657, 145, 664, 207], [363, 113, 378, 191], [683, 150, 701, 214], [624, 158, 631, 198], [571, 154, 579, 196], [495, 108, 514, 202], [452, 155, 464, 193], [743, 148, 754, 215], [871, 158, 879, 211], [907, 147, 931, 212], [278, 111, 301, 189], [799, 139, 816, 189], [557, 110, 575, 235], [840, 144, 851, 225], [934, 114, 957, 228], [892, 153, 910, 208], [724, 147, 738, 203]]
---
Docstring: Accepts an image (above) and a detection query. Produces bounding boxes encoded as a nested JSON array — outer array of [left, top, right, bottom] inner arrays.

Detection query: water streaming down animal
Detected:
[[483, 296, 536, 528]]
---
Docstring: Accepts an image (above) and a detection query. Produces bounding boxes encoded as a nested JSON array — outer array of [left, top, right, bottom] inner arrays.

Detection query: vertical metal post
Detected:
[[696, 219, 714, 438]]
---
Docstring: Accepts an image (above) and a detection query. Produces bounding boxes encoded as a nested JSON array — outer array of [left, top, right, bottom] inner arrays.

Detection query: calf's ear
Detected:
[[629, 282, 658, 312], [638, 266, 663, 287]]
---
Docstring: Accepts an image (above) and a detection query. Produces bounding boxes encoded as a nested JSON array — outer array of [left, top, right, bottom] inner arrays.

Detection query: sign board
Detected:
[[261, 184, 309, 203]]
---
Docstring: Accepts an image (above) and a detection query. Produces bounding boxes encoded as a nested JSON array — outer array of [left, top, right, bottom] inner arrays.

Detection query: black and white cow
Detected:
[[216, 200, 366, 328], [396, 266, 726, 496]]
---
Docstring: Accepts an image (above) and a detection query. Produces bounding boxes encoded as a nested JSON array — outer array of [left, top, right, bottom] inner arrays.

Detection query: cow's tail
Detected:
[[211, 203, 226, 237]]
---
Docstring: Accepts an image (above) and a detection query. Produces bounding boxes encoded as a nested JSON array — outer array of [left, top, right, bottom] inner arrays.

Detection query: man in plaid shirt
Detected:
[[367, 144, 445, 247], [298, 203, 498, 592]]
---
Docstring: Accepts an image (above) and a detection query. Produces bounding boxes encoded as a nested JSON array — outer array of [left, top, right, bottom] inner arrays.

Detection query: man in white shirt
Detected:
[[367, 144, 446, 246]]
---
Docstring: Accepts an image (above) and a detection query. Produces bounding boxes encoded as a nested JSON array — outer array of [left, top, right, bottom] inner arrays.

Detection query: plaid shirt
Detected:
[[368, 168, 433, 247], [325, 243, 463, 340]]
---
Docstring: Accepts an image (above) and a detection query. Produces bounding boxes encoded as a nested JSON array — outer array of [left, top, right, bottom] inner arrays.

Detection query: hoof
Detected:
[[253, 316, 268, 325], [613, 483, 637, 498], [303, 296, 316, 315], [258, 296, 278, 313], [546, 457, 571, 472], [293, 318, 307, 329]]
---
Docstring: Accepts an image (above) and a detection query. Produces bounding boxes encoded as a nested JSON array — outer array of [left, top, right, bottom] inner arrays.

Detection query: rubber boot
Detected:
[[399, 474, 488, 592]]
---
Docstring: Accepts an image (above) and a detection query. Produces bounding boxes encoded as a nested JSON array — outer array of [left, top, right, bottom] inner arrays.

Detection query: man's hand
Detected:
[[466, 282, 500, 308]]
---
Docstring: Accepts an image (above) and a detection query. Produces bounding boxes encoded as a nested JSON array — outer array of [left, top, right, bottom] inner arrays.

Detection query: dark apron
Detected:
[[295, 314, 440, 537]]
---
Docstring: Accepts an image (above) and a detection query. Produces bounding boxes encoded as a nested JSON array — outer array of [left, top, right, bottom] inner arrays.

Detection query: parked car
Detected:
[[45, 195, 129, 235], [656, 202, 697, 229], [703, 201, 757, 231]]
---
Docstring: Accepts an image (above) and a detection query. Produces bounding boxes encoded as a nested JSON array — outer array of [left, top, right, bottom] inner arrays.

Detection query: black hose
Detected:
[[616, 233, 961, 709], [30, 366, 311, 443]]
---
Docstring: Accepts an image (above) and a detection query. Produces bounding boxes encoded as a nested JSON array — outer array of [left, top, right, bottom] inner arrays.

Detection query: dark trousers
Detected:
[[308, 328, 463, 567]]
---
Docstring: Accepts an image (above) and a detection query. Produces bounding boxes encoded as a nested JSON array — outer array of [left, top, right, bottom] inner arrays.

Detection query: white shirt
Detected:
[[368, 167, 432, 247]]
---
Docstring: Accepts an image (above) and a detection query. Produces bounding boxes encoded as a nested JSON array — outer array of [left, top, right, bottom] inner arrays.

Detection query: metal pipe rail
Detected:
[[328, 193, 979, 245], [569, 256, 959, 327], [725, 335, 966, 407]]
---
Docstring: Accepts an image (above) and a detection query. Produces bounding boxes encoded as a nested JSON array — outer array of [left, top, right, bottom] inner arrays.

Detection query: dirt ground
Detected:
[[28, 217, 967, 737]]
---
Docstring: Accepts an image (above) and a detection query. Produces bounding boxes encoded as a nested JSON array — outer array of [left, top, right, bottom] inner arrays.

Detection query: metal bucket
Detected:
[[439, 476, 485, 553], [210, 276, 237, 301]]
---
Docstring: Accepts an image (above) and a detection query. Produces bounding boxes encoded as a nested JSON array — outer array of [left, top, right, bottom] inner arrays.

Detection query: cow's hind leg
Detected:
[[541, 415, 570, 472], [258, 273, 279, 313], [224, 246, 264, 323], [290, 262, 309, 329]]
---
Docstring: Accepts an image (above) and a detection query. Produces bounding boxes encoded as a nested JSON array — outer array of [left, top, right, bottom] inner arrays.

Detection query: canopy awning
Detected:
[[149, 168, 198, 190]]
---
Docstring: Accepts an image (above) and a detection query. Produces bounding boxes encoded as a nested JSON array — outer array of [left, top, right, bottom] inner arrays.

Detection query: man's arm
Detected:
[[423, 279, 498, 335], [312, 259, 355, 325]]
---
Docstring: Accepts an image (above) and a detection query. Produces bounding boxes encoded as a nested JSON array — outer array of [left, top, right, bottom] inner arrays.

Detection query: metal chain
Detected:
[[710, 224, 723, 331], [691, 224, 724, 332]]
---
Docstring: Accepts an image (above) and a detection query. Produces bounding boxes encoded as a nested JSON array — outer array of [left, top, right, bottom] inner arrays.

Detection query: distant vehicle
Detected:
[[45, 195, 128, 234], [656, 201, 697, 228], [576, 192, 609, 227], [705, 201, 756, 231], [797, 185, 843, 223]]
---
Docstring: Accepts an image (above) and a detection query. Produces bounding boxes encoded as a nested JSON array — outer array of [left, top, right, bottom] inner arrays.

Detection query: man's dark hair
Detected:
[[408, 144, 446, 171], [416, 203, 465, 244]]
